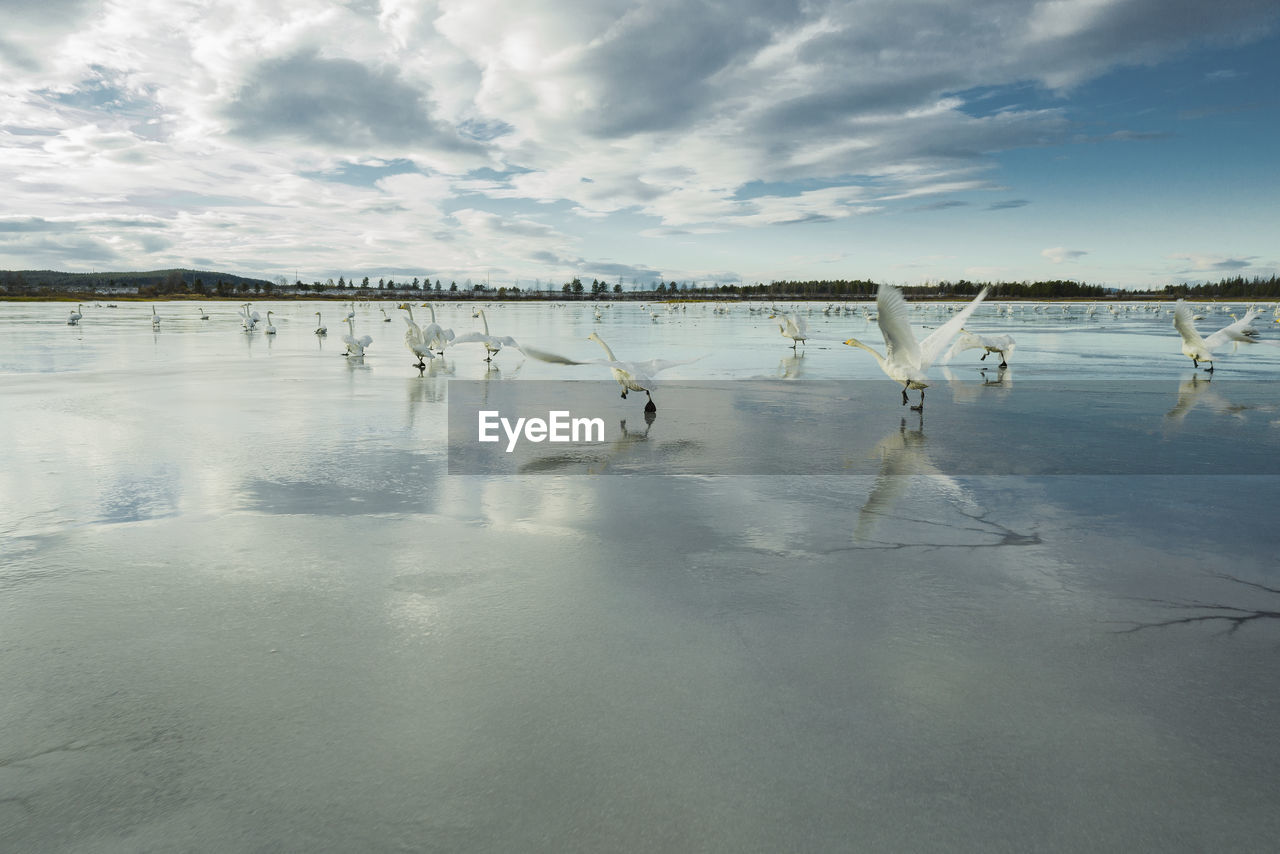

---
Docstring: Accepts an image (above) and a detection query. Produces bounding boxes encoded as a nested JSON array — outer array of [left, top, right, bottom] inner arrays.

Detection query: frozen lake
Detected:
[[3, 298, 1280, 852]]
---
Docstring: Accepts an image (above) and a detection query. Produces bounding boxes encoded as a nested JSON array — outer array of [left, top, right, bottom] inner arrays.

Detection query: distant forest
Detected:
[[3, 267, 1280, 301]]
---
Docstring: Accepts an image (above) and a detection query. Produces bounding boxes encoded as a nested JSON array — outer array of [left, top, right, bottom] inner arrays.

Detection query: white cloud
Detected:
[[1042, 247, 1089, 263], [0, 0, 1276, 283]]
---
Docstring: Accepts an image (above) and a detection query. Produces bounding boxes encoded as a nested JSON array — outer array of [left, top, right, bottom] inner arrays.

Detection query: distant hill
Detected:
[[0, 268, 275, 297]]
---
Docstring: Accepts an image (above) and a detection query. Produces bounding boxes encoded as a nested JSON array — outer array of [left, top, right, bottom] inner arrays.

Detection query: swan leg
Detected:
[[901, 387, 909, 406], [1206, 361, 1214, 372], [621, 389, 628, 399], [980, 352, 988, 361]]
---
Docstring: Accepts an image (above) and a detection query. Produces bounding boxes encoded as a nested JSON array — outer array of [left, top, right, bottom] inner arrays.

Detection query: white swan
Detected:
[[770, 312, 808, 350], [151, 305, 161, 327], [314, 312, 327, 335], [239, 303, 260, 331], [396, 302, 451, 368], [264, 310, 277, 335], [520, 332, 700, 413], [199, 305, 209, 320], [450, 309, 519, 362], [67, 304, 82, 325], [342, 317, 372, 357], [843, 284, 989, 410], [413, 302, 454, 355], [946, 328, 1016, 368], [380, 307, 391, 322], [1174, 299, 1261, 372]]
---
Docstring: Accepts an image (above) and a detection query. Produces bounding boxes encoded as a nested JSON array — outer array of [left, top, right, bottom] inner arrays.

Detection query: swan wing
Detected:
[[517, 345, 597, 365], [625, 356, 704, 376], [945, 330, 983, 360], [918, 288, 990, 369], [1173, 300, 1204, 346], [1205, 309, 1262, 350], [875, 285, 921, 367], [450, 331, 491, 346]]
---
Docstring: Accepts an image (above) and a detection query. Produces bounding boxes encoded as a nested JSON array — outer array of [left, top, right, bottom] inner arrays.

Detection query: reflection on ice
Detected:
[[4, 300, 1280, 851], [1165, 374, 1254, 424]]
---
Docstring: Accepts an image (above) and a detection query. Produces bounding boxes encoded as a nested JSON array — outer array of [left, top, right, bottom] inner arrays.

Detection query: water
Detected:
[[3, 299, 1279, 852]]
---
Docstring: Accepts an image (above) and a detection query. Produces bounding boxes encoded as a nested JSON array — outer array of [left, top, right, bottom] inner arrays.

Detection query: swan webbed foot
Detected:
[[980, 352, 988, 361], [1206, 363, 1215, 372], [644, 400, 657, 413], [999, 360, 1008, 369]]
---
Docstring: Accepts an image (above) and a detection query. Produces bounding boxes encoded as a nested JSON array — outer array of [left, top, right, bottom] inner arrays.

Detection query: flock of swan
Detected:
[[57, 288, 1276, 414]]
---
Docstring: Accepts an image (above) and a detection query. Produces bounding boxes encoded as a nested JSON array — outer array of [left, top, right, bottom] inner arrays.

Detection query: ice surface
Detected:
[[2, 299, 1279, 851]]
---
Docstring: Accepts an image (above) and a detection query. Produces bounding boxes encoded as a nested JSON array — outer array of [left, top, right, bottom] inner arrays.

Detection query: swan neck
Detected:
[[593, 336, 618, 361], [848, 339, 886, 366]]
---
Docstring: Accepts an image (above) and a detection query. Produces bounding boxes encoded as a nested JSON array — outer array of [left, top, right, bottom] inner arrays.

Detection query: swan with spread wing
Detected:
[[1173, 299, 1262, 371], [844, 284, 989, 410], [520, 332, 701, 413]]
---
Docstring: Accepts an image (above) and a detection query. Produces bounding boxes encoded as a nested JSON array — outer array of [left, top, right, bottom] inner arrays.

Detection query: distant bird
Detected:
[[342, 317, 372, 357], [151, 306, 161, 328], [264, 311, 277, 335], [1173, 299, 1261, 372], [67, 304, 82, 325], [380, 307, 391, 322], [451, 309, 519, 362], [520, 332, 700, 413], [770, 312, 808, 350], [314, 312, 327, 336], [843, 284, 989, 410], [199, 305, 209, 320], [946, 329, 1016, 368]]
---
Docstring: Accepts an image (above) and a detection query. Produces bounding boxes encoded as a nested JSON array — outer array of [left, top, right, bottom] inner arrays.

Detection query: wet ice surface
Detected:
[[3, 299, 1280, 852]]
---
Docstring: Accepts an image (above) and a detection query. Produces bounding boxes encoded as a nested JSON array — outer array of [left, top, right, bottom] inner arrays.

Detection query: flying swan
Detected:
[[946, 329, 1016, 368], [520, 332, 701, 413], [844, 284, 990, 410], [1173, 299, 1261, 372]]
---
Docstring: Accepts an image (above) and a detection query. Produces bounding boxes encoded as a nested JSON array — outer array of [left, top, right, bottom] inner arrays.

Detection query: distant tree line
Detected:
[[3, 268, 1278, 301], [1161, 276, 1280, 299]]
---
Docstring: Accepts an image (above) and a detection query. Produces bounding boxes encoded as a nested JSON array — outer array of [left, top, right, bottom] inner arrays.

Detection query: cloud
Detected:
[[1, 0, 1278, 283], [1042, 247, 1088, 263], [986, 199, 1030, 210], [912, 200, 970, 212], [224, 50, 482, 157], [1171, 253, 1258, 273]]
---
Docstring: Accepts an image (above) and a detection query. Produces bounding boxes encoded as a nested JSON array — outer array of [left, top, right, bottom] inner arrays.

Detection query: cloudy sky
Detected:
[[1, 0, 1276, 288]]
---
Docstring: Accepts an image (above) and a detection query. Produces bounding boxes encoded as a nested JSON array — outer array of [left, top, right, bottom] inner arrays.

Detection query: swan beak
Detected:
[[843, 339, 857, 346]]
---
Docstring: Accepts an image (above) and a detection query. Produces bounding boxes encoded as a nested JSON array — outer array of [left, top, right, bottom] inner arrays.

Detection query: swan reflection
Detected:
[[941, 365, 1012, 404], [1165, 374, 1250, 424], [854, 414, 976, 543]]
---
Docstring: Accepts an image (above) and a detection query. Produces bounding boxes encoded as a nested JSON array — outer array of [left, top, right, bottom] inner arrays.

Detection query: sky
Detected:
[[0, 0, 1277, 290]]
